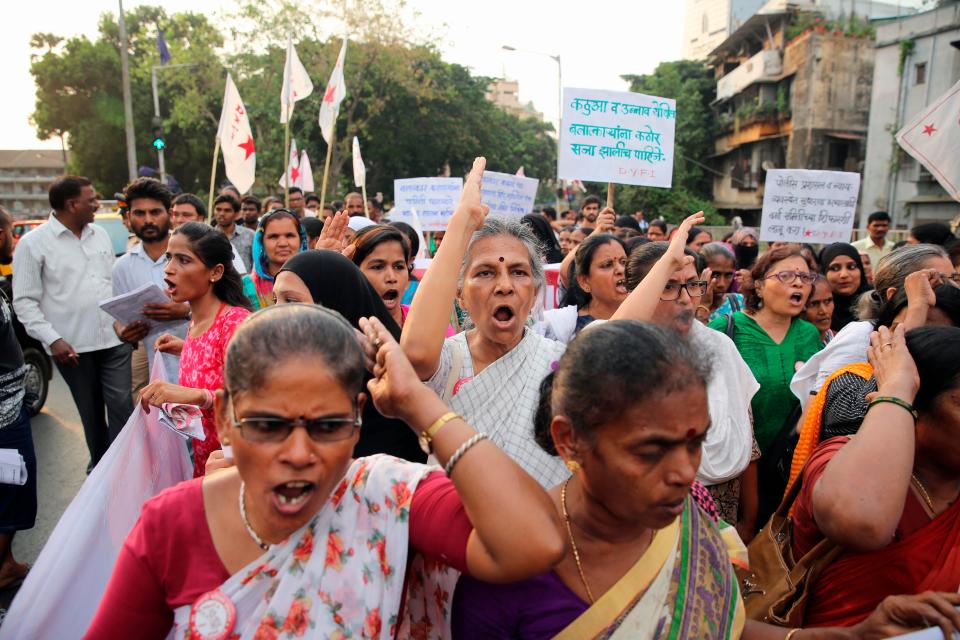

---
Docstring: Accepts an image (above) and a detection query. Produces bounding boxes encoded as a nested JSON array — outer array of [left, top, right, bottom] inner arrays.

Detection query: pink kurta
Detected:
[[178, 305, 250, 476]]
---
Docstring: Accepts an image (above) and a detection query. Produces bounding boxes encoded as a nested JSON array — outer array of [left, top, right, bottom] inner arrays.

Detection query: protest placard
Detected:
[[480, 171, 539, 218], [392, 177, 463, 231], [558, 87, 676, 189], [759, 169, 860, 244]]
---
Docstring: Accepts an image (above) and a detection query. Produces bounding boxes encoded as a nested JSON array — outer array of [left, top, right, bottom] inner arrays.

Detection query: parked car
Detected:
[[11, 219, 44, 250], [0, 276, 52, 416], [93, 213, 132, 257]]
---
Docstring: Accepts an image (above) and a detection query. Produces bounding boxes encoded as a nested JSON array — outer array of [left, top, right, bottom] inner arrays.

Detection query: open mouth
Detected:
[[615, 278, 628, 295], [789, 292, 805, 304], [382, 289, 399, 307], [271, 481, 316, 515], [163, 277, 178, 297], [493, 305, 515, 326]]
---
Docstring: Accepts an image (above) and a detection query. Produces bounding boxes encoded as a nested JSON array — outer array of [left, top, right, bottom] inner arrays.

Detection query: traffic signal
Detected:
[[151, 116, 166, 151]]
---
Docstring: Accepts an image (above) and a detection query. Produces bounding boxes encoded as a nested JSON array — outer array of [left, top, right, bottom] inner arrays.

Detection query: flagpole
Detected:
[[361, 181, 369, 218], [319, 132, 335, 212], [207, 138, 221, 224], [283, 113, 291, 209]]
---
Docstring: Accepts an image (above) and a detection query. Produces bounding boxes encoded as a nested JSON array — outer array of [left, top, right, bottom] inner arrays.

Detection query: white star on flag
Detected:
[[319, 38, 348, 145], [280, 38, 313, 124], [897, 77, 960, 200], [216, 73, 256, 195]]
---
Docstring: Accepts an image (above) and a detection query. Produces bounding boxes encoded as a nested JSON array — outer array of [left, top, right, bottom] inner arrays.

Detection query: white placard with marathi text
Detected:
[[480, 171, 539, 218], [760, 169, 860, 243], [392, 177, 463, 232], [558, 87, 676, 188]]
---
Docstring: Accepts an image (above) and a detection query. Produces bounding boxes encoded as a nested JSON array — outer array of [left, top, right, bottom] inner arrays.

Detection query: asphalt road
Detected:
[[1, 369, 88, 611]]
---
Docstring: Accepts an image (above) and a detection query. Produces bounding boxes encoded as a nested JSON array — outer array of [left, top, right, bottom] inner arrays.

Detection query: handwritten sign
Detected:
[[392, 178, 463, 232], [480, 171, 539, 218], [760, 169, 860, 243], [558, 87, 676, 188]]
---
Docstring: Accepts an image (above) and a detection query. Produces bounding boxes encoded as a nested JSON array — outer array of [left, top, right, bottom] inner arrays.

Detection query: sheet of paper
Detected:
[[558, 87, 676, 188], [480, 171, 539, 218], [759, 169, 860, 243], [392, 178, 463, 232], [99, 282, 175, 329], [0, 448, 26, 485]]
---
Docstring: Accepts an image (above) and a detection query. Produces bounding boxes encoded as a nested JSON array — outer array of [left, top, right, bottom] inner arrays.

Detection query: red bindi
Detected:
[[499, 256, 505, 262], [686, 428, 696, 439]]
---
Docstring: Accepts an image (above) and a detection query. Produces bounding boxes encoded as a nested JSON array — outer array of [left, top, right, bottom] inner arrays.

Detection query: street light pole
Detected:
[[501, 45, 564, 211], [118, 0, 137, 181], [150, 63, 195, 184]]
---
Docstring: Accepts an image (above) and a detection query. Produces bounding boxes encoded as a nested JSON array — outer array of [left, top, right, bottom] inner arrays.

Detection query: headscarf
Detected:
[[250, 210, 308, 303], [279, 250, 401, 340], [819, 242, 871, 332], [521, 214, 564, 264], [731, 227, 759, 269], [278, 250, 422, 461]]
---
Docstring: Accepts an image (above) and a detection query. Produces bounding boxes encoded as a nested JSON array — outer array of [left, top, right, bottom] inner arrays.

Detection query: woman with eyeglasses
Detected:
[[695, 242, 744, 324], [86, 304, 566, 638], [819, 243, 871, 332], [708, 247, 821, 527], [141, 223, 253, 477], [241, 209, 308, 310]]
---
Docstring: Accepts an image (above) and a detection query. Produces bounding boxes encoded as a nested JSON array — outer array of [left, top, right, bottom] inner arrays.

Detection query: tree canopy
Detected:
[[30, 2, 557, 202]]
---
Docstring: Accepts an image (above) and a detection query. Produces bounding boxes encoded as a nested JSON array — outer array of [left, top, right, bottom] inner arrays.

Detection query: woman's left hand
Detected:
[[852, 592, 960, 640], [361, 316, 437, 429], [665, 211, 705, 271], [137, 381, 201, 413], [867, 324, 920, 403]]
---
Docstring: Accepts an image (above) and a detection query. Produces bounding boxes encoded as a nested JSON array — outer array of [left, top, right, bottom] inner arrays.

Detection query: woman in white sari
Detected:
[[401, 157, 705, 488], [85, 304, 565, 639]]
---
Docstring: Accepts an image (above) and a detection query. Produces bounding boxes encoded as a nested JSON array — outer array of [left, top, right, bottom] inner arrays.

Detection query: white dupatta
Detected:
[[168, 455, 457, 639], [437, 330, 569, 489]]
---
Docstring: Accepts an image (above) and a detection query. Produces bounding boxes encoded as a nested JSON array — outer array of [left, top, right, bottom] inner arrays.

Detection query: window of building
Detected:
[[826, 141, 851, 170], [915, 62, 927, 86]]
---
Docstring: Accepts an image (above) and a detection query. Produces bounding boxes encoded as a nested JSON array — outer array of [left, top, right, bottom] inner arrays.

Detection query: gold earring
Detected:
[[565, 460, 580, 472]]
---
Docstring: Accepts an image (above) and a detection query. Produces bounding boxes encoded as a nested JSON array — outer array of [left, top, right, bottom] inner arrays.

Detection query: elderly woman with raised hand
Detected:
[[452, 321, 960, 640], [818, 243, 871, 332], [86, 304, 565, 639], [791, 244, 959, 406], [790, 324, 960, 629], [241, 209, 308, 310], [536, 234, 628, 343], [401, 157, 706, 488]]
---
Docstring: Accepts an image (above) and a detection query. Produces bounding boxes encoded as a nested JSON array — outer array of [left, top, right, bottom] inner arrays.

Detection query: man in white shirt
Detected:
[[851, 211, 895, 267], [12, 176, 133, 471], [112, 178, 190, 390]]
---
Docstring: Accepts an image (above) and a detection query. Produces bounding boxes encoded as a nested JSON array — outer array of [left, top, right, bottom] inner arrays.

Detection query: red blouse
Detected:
[[85, 471, 470, 639]]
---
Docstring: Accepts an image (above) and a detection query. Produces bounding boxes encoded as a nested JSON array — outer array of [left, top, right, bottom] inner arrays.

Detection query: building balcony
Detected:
[[716, 49, 783, 102]]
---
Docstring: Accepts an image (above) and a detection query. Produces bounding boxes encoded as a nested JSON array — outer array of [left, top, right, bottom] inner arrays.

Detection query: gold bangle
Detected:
[[419, 411, 461, 455], [784, 629, 802, 640]]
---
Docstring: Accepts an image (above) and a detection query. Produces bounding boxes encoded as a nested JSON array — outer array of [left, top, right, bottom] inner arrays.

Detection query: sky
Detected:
[[0, 0, 686, 150]]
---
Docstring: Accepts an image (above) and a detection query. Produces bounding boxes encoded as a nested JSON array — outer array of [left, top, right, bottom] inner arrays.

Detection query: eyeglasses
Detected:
[[660, 280, 708, 301], [229, 396, 360, 444], [938, 272, 960, 286], [764, 270, 817, 285]]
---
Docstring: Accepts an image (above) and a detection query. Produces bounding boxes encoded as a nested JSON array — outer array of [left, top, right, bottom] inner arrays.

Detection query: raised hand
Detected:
[[665, 211, 705, 271], [454, 157, 490, 233], [591, 208, 616, 236], [867, 324, 919, 403], [361, 315, 436, 429], [315, 210, 350, 253]]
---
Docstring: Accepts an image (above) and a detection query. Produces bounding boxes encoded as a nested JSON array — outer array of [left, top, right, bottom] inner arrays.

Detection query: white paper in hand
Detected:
[[158, 403, 206, 441], [0, 449, 26, 485], [98, 282, 172, 329]]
